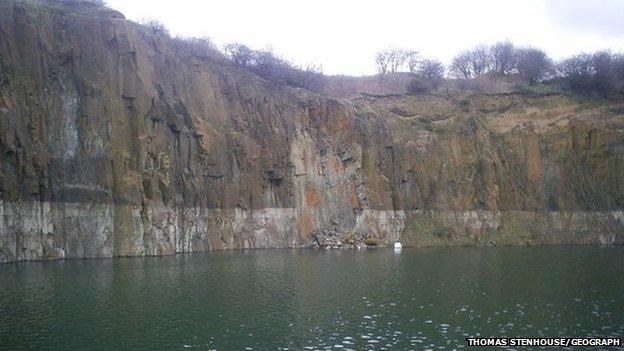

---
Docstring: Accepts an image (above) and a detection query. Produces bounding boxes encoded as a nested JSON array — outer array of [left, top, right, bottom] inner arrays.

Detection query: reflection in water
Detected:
[[1, 247, 623, 350]]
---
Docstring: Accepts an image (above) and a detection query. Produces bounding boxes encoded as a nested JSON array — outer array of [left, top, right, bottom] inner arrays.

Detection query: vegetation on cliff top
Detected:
[[20, 0, 624, 100], [375, 44, 624, 99]]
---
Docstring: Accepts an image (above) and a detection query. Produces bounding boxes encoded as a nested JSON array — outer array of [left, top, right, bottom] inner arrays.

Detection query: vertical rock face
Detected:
[[0, 1, 623, 262]]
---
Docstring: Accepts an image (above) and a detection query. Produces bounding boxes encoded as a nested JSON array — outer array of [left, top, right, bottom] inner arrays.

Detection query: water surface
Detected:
[[1, 246, 623, 350]]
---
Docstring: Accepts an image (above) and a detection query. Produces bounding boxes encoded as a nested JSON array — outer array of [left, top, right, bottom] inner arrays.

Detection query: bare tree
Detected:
[[557, 51, 624, 95], [416, 59, 445, 80], [614, 53, 624, 81], [223, 46, 327, 92], [376, 48, 421, 75], [592, 50, 617, 93], [615, 53, 624, 95], [557, 51, 624, 97], [450, 51, 473, 78], [557, 53, 594, 77], [516, 48, 552, 84], [469, 45, 492, 77], [375, 51, 392, 75], [224, 43, 254, 67], [251, 49, 287, 78], [388, 49, 409, 73], [172, 37, 220, 61], [490, 41, 516, 75], [406, 51, 420, 73], [141, 19, 169, 36], [300, 63, 326, 91], [407, 58, 445, 94]]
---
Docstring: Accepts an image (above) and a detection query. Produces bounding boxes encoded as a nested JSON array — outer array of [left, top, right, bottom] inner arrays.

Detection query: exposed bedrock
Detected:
[[1, 1, 623, 262]]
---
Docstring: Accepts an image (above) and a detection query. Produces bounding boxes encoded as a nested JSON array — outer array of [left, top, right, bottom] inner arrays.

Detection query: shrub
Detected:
[[141, 19, 169, 36], [556, 51, 624, 96], [406, 77, 440, 94], [516, 48, 552, 84], [455, 76, 508, 93], [223, 43, 255, 67], [416, 59, 445, 80], [171, 37, 222, 61], [223, 44, 326, 92]]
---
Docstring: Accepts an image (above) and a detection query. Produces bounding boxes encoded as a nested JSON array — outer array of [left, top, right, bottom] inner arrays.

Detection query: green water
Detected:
[[1, 247, 623, 350]]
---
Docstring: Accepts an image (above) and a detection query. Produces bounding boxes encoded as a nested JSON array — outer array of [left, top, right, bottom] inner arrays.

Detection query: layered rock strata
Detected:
[[1, 0, 623, 262]]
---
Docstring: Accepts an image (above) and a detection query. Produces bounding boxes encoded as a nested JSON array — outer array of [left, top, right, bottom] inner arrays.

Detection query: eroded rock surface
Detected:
[[1, 1, 623, 262]]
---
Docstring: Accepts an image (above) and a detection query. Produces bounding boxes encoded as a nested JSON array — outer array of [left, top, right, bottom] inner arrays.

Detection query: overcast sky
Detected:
[[104, 0, 624, 76]]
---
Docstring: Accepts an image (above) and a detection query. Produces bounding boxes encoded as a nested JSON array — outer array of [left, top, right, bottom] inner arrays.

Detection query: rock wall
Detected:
[[1, 0, 623, 262]]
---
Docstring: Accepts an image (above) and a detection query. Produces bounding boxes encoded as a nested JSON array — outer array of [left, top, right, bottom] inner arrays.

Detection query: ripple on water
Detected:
[[1, 247, 623, 350]]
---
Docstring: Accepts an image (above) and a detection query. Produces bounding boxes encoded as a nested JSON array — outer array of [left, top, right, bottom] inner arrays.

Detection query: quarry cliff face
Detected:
[[1, 1, 624, 262]]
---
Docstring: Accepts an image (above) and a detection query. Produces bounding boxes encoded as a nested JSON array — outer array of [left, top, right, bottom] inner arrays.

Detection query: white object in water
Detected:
[[393, 242, 402, 250]]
